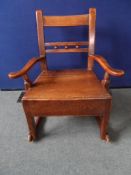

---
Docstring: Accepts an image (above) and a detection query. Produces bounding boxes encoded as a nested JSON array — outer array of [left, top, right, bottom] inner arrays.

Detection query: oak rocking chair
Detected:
[[8, 8, 124, 142]]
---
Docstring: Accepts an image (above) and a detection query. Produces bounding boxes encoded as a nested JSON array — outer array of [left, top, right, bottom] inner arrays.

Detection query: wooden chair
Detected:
[[8, 8, 124, 142]]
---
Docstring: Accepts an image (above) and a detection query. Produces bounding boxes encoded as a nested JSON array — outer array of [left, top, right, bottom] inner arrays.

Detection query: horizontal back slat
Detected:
[[43, 14, 89, 27], [45, 41, 88, 47], [46, 48, 88, 53]]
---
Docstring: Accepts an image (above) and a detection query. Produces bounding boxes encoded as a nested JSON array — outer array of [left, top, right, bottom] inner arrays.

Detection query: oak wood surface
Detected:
[[23, 70, 111, 100], [45, 41, 89, 47], [8, 8, 125, 142], [89, 55, 124, 76], [45, 41, 89, 53], [36, 10, 47, 71], [8, 56, 44, 79], [23, 99, 110, 116], [88, 8, 96, 70], [43, 14, 89, 27], [45, 48, 88, 53]]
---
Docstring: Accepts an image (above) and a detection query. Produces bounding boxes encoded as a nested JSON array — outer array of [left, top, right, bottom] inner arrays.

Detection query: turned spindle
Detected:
[[65, 46, 68, 49]]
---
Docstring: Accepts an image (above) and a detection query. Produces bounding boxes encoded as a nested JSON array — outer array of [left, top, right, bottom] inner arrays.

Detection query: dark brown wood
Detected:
[[46, 48, 88, 53], [8, 8, 125, 142], [22, 103, 36, 141], [100, 100, 111, 140], [88, 8, 96, 70], [23, 74, 32, 90], [45, 41, 88, 53], [101, 72, 110, 90], [89, 55, 125, 76], [45, 41, 89, 47], [95, 116, 110, 142], [36, 10, 47, 71], [23, 70, 111, 101], [8, 56, 44, 79], [43, 14, 89, 27]]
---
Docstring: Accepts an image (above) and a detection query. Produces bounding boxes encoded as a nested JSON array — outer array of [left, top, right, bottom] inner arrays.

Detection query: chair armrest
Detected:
[[89, 55, 125, 77], [8, 56, 44, 79]]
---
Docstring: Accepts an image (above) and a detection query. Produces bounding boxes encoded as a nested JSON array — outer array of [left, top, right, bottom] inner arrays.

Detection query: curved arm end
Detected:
[[8, 72, 19, 79], [89, 55, 125, 77], [8, 56, 44, 79]]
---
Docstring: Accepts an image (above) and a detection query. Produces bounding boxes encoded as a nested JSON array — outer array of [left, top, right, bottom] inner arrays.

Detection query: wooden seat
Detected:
[[8, 8, 124, 142], [23, 70, 111, 100], [23, 70, 111, 117]]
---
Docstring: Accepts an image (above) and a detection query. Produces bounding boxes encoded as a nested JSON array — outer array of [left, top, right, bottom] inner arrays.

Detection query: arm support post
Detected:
[[23, 74, 32, 90], [101, 72, 110, 90]]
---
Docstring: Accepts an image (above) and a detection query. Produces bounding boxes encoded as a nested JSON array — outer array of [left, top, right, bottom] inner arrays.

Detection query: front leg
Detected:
[[96, 72, 111, 142], [95, 116, 110, 143], [100, 100, 111, 142], [25, 112, 36, 142]]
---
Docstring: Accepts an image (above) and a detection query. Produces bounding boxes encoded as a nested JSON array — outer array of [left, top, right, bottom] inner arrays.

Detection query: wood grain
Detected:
[[46, 48, 88, 53], [45, 41, 89, 47], [89, 55, 125, 76], [8, 8, 125, 142], [8, 56, 44, 79], [88, 8, 96, 70], [43, 14, 89, 27], [36, 10, 47, 71]]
